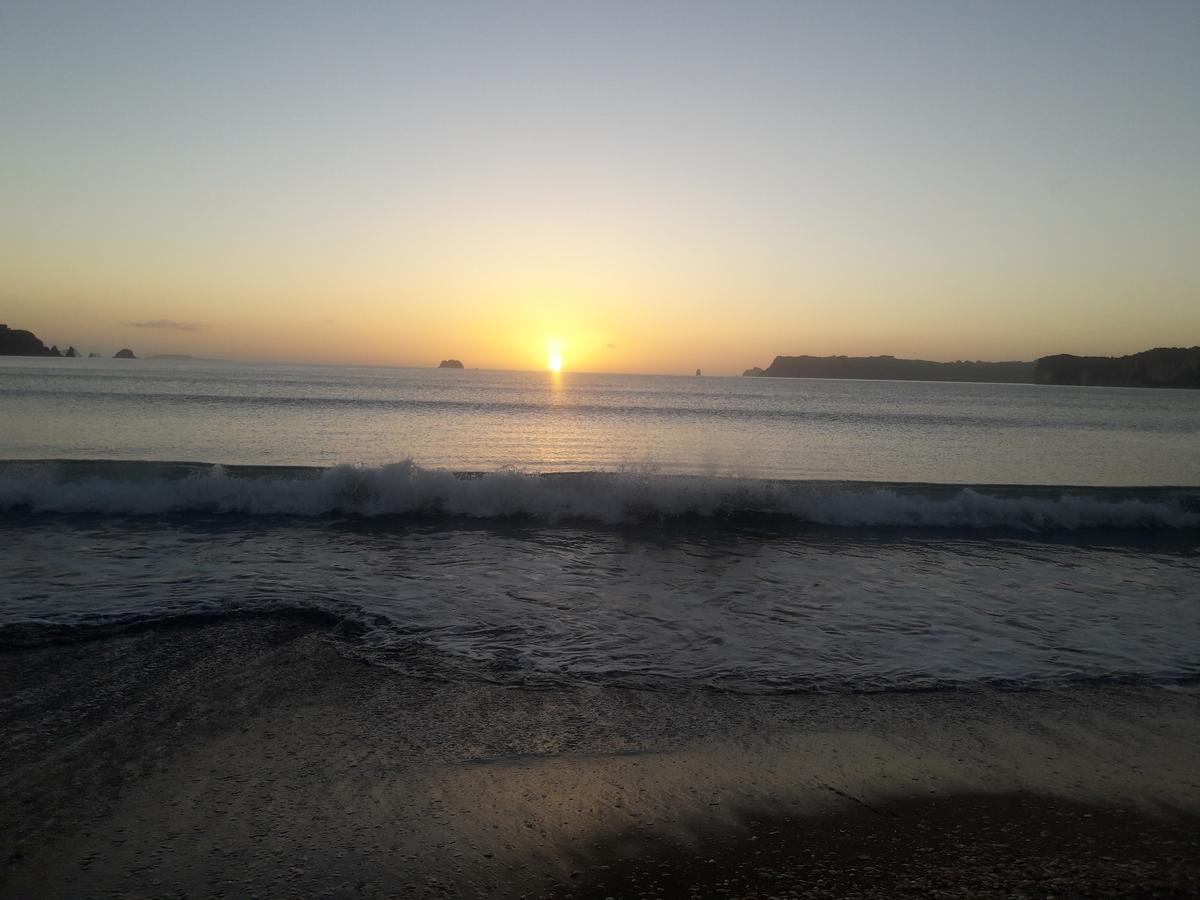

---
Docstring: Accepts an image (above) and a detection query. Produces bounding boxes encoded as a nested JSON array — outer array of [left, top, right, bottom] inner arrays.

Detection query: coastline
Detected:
[[2, 616, 1198, 898]]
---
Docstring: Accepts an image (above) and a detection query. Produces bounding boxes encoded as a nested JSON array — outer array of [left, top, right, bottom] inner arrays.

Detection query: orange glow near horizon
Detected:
[[3, 5, 1199, 375]]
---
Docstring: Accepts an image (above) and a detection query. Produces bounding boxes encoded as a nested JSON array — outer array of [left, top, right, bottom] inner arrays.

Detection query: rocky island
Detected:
[[437, 359, 464, 369], [113, 348, 137, 359]]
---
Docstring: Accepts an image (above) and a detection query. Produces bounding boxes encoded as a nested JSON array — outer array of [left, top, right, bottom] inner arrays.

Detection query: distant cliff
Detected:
[[750, 355, 1035, 383], [438, 359, 464, 369], [1035, 347, 1200, 388], [0, 324, 60, 357]]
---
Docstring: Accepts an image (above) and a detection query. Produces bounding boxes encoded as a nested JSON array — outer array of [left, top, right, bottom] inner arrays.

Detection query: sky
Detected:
[[2, 0, 1198, 373]]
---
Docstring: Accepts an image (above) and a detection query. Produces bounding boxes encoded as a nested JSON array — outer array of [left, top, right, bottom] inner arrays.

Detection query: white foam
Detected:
[[0, 460, 1196, 530]]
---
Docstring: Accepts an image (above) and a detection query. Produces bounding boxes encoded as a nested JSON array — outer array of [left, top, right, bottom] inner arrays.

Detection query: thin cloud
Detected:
[[126, 319, 205, 332]]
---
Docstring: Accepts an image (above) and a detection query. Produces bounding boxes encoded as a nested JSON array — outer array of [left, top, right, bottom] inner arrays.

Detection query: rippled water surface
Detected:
[[2, 357, 1197, 691], [2, 357, 1198, 483]]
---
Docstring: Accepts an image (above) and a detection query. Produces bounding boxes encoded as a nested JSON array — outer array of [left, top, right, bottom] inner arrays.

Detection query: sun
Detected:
[[547, 343, 564, 372]]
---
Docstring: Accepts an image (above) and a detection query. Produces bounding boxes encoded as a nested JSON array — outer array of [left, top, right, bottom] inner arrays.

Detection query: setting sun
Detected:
[[547, 345, 563, 372]]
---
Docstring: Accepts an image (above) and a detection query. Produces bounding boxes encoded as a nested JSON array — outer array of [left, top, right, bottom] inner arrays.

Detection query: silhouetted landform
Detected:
[[1035, 347, 1200, 388], [742, 366, 765, 377], [438, 359, 464, 369], [64, 346, 79, 358], [748, 355, 1035, 383], [0, 324, 60, 356], [113, 348, 137, 359], [87, 353, 102, 358]]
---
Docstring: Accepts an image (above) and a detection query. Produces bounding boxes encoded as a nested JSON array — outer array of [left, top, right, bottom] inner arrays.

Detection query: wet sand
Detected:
[[2, 616, 1198, 898]]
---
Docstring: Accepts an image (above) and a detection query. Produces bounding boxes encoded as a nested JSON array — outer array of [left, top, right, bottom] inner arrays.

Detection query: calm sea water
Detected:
[[1, 357, 1198, 691], [2, 356, 1198, 483]]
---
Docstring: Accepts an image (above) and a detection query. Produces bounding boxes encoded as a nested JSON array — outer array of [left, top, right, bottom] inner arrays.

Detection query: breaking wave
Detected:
[[1, 459, 1196, 531]]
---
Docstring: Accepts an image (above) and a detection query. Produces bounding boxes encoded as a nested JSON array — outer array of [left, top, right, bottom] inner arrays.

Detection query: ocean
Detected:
[[2, 357, 1198, 692]]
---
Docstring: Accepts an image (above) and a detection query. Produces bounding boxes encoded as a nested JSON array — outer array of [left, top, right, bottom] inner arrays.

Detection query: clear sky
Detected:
[[2, 0, 1198, 373]]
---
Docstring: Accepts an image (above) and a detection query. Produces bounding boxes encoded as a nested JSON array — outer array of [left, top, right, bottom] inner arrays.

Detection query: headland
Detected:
[[744, 347, 1200, 387]]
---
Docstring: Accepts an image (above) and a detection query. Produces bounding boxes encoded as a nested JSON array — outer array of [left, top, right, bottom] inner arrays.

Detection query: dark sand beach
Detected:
[[2, 616, 1198, 898]]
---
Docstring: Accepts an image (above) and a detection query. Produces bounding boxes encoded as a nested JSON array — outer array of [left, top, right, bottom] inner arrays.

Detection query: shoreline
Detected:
[[3, 616, 1198, 897]]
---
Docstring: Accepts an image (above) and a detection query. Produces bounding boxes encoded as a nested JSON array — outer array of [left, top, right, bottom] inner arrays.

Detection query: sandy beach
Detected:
[[1, 614, 1197, 898]]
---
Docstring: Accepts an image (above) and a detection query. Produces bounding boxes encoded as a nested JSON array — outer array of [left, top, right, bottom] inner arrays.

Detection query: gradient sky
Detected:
[[2, 0, 1198, 372]]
